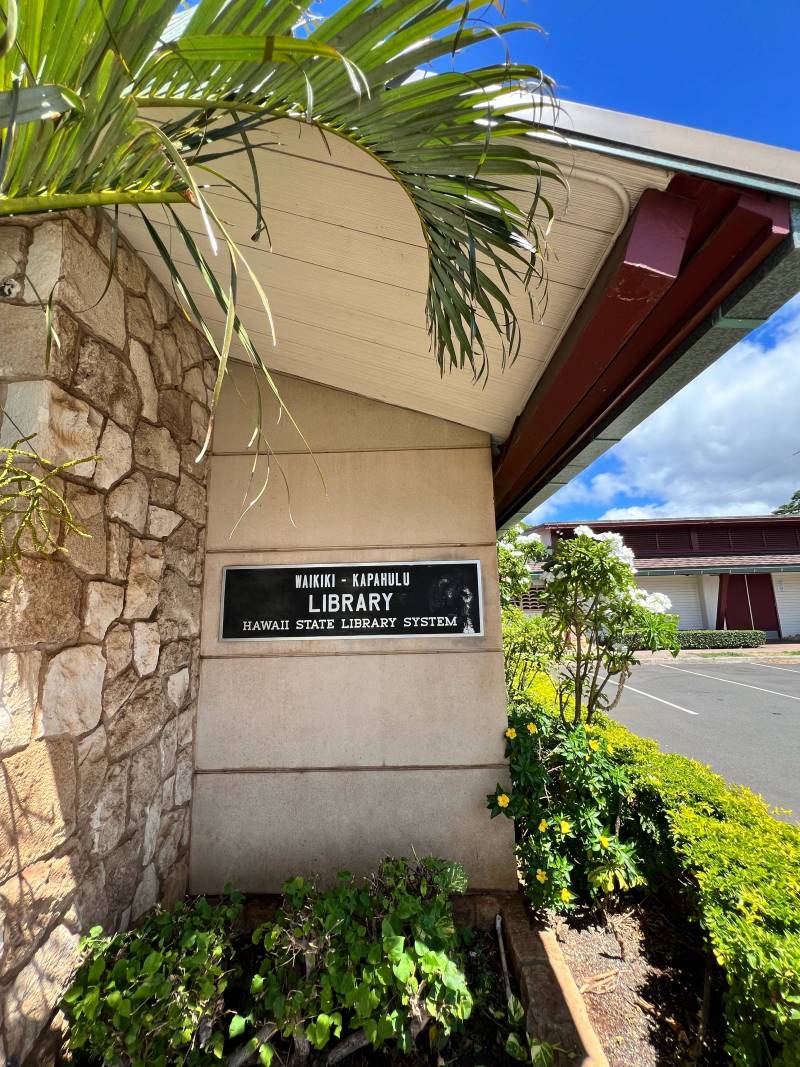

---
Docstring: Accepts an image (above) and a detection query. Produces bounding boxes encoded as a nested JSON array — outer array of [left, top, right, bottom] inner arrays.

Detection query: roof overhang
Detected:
[[115, 98, 800, 527], [495, 184, 800, 527]]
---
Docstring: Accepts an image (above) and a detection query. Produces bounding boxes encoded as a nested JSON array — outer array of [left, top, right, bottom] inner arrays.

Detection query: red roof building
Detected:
[[532, 517, 800, 639]]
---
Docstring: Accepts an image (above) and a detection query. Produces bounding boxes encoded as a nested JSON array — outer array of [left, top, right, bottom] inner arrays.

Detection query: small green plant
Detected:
[[500, 993, 557, 1065], [488, 696, 645, 912], [239, 856, 473, 1063], [62, 892, 243, 1066]]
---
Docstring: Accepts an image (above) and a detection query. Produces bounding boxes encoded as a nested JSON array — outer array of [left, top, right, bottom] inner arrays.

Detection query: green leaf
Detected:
[[383, 934, 405, 962], [505, 1031, 529, 1061], [306, 1013, 333, 1050], [258, 1044, 274, 1066], [0, 84, 81, 129], [153, 33, 348, 66], [142, 951, 162, 976], [392, 954, 415, 984], [229, 1014, 247, 1038]]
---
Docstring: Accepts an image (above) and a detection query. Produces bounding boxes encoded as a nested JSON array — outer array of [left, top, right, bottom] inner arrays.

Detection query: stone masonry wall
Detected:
[[0, 211, 213, 1063]]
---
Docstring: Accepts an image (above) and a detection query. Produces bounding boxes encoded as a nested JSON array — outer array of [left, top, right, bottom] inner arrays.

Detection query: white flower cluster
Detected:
[[518, 531, 542, 544], [631, 588, 672, 614], [573, 525, 636, 570]]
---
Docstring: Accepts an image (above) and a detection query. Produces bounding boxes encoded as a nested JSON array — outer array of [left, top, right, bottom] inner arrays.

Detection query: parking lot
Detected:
[[613, 657, 800, 816]]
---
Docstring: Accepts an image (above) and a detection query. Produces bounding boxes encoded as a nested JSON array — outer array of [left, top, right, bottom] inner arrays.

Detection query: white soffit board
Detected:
[[118, 115, 670, 439]]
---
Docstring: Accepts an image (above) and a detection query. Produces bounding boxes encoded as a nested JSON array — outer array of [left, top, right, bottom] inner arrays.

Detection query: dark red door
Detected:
[[746, 574, 780, 635], [721, 574, 780, 634]]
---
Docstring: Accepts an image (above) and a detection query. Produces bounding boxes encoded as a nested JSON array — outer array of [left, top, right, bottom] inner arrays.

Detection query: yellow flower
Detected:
[[538, 819, 548, 833], [589, 739, 600, 752], [560, 888, 571, 903], [600, 835, 610, 850], [527, 722, 538, 735], [497, 793, 510, 808], [505, 727, 517, 740], [536, 869, 547, 884], [607, 744, 615, 755], [559, 820, 571, 835]]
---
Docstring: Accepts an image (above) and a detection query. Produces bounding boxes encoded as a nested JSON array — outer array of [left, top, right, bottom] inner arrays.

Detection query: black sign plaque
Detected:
[[220, 561, 483, 640]]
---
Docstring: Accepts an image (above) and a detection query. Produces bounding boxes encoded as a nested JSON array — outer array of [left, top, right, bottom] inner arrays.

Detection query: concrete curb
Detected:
[[500, 896, 610, 1067]]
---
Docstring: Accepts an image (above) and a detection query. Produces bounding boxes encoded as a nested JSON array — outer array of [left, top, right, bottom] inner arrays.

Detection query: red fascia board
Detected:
[[602, 184, 790, 418], [493, 188, 695, 503], [494, 180, 791, 524]]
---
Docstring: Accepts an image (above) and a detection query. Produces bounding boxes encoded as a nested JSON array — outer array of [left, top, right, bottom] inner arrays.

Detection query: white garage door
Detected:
[[637, 576, 704, 630], [773, 574, 800, 638]]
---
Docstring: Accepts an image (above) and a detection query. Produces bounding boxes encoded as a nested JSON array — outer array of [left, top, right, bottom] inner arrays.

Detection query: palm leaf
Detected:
[[0, 0, 563, 445]]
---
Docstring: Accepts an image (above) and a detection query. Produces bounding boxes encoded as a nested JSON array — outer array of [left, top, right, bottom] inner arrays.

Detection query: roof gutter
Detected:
[[529, 128, 800, 201], [636, 565, 800, 576]]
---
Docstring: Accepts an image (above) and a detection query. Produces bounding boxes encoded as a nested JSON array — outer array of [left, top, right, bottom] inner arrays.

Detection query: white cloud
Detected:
[[528, 296, 800, 523]]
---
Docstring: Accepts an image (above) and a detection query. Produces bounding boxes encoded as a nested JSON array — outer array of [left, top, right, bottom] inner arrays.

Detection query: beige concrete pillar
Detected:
[[191, 365, 515, 892]]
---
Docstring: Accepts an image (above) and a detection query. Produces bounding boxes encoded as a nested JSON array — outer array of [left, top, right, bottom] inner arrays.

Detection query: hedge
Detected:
[[599, 720, 800, 1067], [524, 675, 800, 1066], [677, 629, 765, 649]]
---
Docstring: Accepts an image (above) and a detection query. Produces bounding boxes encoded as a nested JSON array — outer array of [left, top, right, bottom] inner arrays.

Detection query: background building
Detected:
[[530, 518, 800, 637]]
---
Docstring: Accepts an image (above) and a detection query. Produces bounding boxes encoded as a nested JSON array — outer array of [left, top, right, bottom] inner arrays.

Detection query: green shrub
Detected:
[[488, 696, 645, 911], [243, 856, 473, 1061], [494, 675, 800, 1066], [62, 858, 474, 1066], [502, 606, 555, 697], [676, 629, 765, 649], [63, 892, 243, 1066], [597, 718, 800, 1067]]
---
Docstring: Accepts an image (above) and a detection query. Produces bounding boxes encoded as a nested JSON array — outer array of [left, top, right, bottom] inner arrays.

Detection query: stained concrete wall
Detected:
[[0, 212, 213, 1064], [191, 364, 515, 893]]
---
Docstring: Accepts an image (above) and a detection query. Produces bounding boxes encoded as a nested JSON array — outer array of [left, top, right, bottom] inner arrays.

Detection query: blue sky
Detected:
[[452, 1, 800, 522], [464, 1, 799, 151]]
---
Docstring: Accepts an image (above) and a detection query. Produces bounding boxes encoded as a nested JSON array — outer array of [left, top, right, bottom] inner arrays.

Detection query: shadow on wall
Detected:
[[0, 209, 212, 1064]]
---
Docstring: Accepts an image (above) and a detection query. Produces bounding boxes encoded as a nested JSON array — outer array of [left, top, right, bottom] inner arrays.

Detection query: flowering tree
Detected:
[[497, 525, 555, 694], [490, 525, 678, 911], [539, 526, 678, 724], [496, 523, 545, 611]]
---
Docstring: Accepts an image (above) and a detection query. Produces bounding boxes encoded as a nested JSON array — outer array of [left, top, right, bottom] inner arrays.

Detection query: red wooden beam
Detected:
[[494, 180, 791, 526], [494, 187, 696, 513]]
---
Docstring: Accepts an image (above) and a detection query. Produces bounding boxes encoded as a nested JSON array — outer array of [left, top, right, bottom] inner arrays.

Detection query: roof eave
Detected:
[[495, 190, 800, 530]]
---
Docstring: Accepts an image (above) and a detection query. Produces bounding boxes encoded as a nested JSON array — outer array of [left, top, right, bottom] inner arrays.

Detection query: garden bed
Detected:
[[551, 891, 726, 1067], [60, 864, 555, 1067], [238, 897, 536, 1067]]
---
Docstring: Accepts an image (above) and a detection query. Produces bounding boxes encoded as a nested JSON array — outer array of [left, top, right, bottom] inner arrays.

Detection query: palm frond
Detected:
[[0, 0, 563, 431]]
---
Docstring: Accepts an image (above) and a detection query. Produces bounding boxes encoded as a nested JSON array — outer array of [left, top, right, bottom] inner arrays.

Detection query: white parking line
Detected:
[[621, 683, 699, 716], [659, 663, 800, 701], [754, 662, 800, 675]]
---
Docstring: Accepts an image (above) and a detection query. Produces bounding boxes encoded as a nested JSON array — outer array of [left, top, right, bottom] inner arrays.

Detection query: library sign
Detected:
[[220, 561, 483, 640]]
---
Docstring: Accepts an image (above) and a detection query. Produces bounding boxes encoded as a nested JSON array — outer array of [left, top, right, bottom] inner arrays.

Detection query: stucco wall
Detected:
[[774, 573, 800, 637], [0, 212, 213, 1064], [192, 365, 515, 893]]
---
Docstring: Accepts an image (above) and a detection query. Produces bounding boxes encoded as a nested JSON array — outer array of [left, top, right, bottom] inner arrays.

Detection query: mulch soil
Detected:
[[551, 888, 726, 1067]]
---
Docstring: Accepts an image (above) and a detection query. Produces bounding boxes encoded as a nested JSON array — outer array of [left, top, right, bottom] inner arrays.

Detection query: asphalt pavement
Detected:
[[612, 657, 800, 817]]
